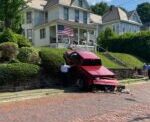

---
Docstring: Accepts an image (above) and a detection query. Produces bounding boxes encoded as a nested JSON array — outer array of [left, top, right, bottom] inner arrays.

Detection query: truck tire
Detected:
[[76, 78, 92, 91]]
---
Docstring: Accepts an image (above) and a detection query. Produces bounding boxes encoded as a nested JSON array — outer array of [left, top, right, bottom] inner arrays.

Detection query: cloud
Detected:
[[87, 0, 112, 5]]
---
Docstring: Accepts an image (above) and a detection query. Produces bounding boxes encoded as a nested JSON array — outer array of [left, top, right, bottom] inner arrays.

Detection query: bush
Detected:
[[0, 28, 31, 47], [15, 34, 31, 48], [0, 42, 18, 61], [0, 28, 17, 43], [39, 48, 67, 75], [99, 31, 150, 62], [17, 47, 40, 64], [0, 63, 40, 86]]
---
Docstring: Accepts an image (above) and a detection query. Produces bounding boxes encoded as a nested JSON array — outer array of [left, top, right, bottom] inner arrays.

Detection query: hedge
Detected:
[[39, 48, 67, 75], [0, 63, 40, 86], [99, 31, 150, 62], [17, 47, 40, 64], [0, 42, 18, 61], [0, 28, 31, 47]]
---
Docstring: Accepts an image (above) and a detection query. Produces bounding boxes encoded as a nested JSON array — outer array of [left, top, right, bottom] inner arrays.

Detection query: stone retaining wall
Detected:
[[109, 68, 144, 80]]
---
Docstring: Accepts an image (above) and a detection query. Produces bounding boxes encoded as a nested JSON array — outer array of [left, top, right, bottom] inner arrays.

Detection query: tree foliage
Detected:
[[98, 31, 150, 62], [0, 0, 28, 32], [97, 27, 116, 47], [91, 2, 109, 16], [136, 2, 150, 24]]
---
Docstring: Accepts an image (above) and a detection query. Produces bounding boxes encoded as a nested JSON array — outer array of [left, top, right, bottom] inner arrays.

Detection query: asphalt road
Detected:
[[0, 82, 150, 122]]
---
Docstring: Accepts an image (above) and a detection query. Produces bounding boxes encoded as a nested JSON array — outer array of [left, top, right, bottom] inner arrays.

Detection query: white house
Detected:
[[102, 6, 142, 35], [22, 1, 143, 50], [22, 0, 98, 51]]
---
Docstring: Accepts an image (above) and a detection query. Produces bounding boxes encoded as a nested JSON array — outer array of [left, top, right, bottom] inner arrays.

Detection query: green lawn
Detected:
[[110, 52, 144, 68], [38, 47, 144, 69], [97, 53, 123, 68]]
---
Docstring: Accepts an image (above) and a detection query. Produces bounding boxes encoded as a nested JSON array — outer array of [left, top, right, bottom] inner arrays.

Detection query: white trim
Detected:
[[103, 19, 142, 26]]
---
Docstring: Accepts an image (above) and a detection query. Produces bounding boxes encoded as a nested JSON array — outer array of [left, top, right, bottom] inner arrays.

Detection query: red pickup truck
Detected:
[[64, 50, 119, 91]]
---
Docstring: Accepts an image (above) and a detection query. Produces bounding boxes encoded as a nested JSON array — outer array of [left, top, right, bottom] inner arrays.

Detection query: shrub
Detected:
[[0, 63, 40, 86], [39, 48, 67, 75], [17, 47, 40, 64], [0, 42, 18, 61], [15, 34, 31, 48], [0, 28, 17, 43], [98, 31, 150, 62], [0, 28, 31, 47], [9, 59, 20, 64]]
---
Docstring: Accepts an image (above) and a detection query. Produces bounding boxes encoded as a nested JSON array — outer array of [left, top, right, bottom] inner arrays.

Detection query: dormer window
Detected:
[[83, 12, 87, 24], [45, 11, 48, 23], [26, 11, 32, 24], [79, 0, 83, 7], [75, 10, 79, 22], [64, 7, 69, 20]]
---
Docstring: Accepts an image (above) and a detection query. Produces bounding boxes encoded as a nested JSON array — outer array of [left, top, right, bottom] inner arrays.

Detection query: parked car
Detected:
[[64, 50, 119, 91]]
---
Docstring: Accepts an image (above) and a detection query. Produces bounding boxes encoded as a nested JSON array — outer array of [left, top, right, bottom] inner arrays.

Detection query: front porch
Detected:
[[49, 21, 97, 51]]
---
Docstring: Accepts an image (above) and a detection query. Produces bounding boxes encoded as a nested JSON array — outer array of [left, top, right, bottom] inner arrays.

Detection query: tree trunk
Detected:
[[4, 18, 11, 29]]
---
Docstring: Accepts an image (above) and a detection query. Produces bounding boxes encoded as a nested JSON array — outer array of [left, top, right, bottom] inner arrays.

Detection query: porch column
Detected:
[[56, 24, 58, 47], [87, 29, 89, 45], [78, 28, 80, 45]]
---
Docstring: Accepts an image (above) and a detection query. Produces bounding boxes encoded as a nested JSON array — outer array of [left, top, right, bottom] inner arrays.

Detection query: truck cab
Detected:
[[64, 50, 119, 91]]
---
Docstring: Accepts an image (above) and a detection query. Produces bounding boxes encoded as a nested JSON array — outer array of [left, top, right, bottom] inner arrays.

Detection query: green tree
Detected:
[[136, 2, 150, 24], [104, 27, 116, 40], [0, 0, 29, 32], [91, 2, 109, 16], [97, 27, 116, 48]]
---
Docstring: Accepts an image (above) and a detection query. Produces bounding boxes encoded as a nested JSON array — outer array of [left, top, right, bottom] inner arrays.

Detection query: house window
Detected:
[[26, 11, 32, 24], [83, 12, 87, 24], [79, 0, 83, 7], [27, 29, 32, 41], [40, 28, 46, 39], [22, 29, 25, 36], [75, 10, 79, 22], [45, 11, 48, 23], [113, 25, 115, 32], [64, 7, 69, 20]]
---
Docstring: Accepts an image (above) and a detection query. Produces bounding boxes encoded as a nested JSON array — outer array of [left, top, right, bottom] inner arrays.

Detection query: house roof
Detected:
[[90, 13, 102, 24], [127, 10, 135, 18], [26, 0, 47, 10], [45, 0, 90, 10], [102, 6, 128, 23]]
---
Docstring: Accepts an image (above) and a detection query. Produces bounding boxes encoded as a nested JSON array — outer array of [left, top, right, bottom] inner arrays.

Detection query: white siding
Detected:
[[33, 26, 50, 46], [60, 6, 90, 24], [34, 10, 45, 26], [59, 7, 64, 20], [48, 7, 59, 21], [102, 21, 140, 35], [69, 8, 75, 22], [72, 0, 89, 9]]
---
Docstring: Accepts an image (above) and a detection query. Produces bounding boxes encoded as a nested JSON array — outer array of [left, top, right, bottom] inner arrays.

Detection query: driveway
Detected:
[[0, 82, 150, 122]]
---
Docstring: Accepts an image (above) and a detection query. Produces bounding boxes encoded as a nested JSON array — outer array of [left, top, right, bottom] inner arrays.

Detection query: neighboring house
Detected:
[[22, 0, 97, 51], [102, 6, 142, 35]]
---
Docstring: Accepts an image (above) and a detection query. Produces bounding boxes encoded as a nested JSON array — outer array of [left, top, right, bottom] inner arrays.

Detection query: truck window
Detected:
[[82, 59, 102, 66], [70, 53, 81, 65]]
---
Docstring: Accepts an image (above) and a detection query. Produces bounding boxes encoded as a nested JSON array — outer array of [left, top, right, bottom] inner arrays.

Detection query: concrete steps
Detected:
[[103, 52, 128, 68]]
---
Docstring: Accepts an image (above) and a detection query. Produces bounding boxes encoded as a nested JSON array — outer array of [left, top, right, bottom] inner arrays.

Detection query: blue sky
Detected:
[[87, 0, 150, 11]]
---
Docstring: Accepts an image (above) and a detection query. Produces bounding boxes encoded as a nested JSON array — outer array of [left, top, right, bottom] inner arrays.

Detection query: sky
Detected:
[[87, 0, 150, 11]]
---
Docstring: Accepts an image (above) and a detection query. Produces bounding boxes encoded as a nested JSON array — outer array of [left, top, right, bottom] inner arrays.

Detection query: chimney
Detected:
[[110, 5, 115, 11]]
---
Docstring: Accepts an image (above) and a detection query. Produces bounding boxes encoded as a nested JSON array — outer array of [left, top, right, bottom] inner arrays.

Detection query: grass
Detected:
[[38, 47, 144, 69], [120, 78, 150, 84], [97, 53, 123, 68], [110, 52, 144, 68]]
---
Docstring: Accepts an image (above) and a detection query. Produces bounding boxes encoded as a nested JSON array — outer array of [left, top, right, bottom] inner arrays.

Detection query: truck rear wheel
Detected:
[[76, 78, 91, 91]]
